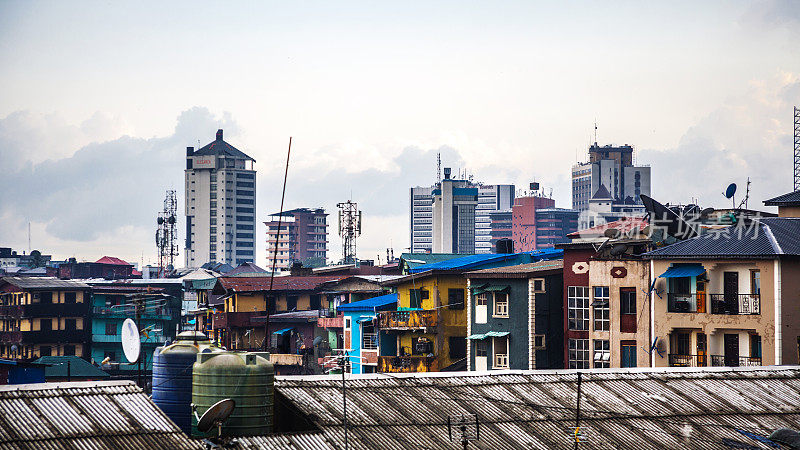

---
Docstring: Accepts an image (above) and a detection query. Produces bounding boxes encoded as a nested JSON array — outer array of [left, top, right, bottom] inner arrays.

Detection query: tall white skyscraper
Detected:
[[432, 169, 477, 253], [184, 129, 256, 268], [475, 184, 515, 253]]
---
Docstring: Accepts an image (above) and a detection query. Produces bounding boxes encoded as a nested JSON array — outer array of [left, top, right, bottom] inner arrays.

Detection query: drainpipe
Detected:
[[650, 260, 655, 368], [774, 259, 782, 365]]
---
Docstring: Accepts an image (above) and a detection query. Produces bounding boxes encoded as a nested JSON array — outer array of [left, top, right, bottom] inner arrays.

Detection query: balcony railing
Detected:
[[667, 293, 705, 313], [378, 355, 438, 373], [362, 333, 378, 350], [709, 294, 760, 315], [668, 354, 707, 367], [378, 310, 438, 330], [710, 355, 762, 367]]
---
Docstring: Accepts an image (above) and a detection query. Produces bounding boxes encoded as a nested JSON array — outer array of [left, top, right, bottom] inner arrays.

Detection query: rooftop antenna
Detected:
[[737, 177, 751, 210], [27, 222, 31, 253], [337, 200, 362, 264], [156, 190, 178, 278], [794, 106, 799, 191], [437, 152, 442, 183], [594, 121, 598, 145]]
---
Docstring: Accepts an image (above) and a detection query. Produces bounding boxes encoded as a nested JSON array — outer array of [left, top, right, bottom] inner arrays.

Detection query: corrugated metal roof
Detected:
[[408, 249, 563, 274], [33, 356, 110, 378], [763, 190, 800, 206], [0, 381, 201, 449], [645, 218, 800, 259], [466, 260, 564, 277], [94, 256, 131, 266], [0, 277, 91, 289], [337, 293, 397, 312], [217, 276, 346, 293], [274, 366, 800, 449], [232, 432, 335, 449]]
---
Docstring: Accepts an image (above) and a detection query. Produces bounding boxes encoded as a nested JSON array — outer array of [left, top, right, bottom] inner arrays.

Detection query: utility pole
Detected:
[[574, 371, 582, 449]]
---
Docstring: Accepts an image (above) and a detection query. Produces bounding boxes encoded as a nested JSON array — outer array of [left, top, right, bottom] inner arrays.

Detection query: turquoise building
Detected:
[[89, 286, 173, 374], [338, 293, 397, 374]]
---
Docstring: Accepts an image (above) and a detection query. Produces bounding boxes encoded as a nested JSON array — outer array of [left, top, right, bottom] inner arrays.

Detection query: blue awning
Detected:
[[658, 265, 706, 278], [272, 327, 294, 335]]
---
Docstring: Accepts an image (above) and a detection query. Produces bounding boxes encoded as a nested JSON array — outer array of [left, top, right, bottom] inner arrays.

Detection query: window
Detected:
[[449, 336, 467, 360], [751, 270, 761, 295], [532, 278, 545, 293], [238, 207, 254, 214], [236, 172, 255, 179], [286, 296, 298, 311], [63, 345, 75, 356], [594, 340, 610, 368], [493, 337, 509, 369], [106, 322, 117, 335], [409, 289, 428, 308], [310, 295, 321, 310], [593, 287, 610, 331], [621, 342, 637, 368], [64, 292, 76, 304], [65, 318, 76, 331], [236, 233, 253, 239], [448, 289, 464, 310], [568, 287, 590, 330], [620, 288, 637, 333], [103, 351, 116, 362], [236, 224, 254, 230], [676, 332, 691, 356], [39, 346, 52, 357], [40, 292, 52, 304], [236, 198, 254, 205], [493, 292, 509, 317], [40, 318, 52, 331], [532, 334, 546, 349], [476, 340, 488, 357], [568, 338, 589, 369], [210, 201, 217, 209], [751, 335, 762, 359]]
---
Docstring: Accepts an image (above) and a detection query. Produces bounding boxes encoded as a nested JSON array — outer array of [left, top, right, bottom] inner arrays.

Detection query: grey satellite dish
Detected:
[[610, 243, 628, 256], [700, 207, 714, 217], [724, 183, 737, 199], [603, 228, 620, 239], [121, 318, 141, 363], [769, 428, 800, 449], [196, 398, 236, 434]]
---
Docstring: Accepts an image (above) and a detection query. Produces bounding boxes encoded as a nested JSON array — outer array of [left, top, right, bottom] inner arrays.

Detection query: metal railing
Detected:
[[378, 310, 437, 329], [668, 354, 707, 367], [667, 293, 705, 313], [710, 355, 762, 367], [362, 333, 378, 350], [709, 294, 760, 315]]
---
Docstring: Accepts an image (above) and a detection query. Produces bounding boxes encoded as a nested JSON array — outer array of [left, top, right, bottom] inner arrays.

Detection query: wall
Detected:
[[780, 259, 800, 364], [561, 246, 594, 364], [468, 278, 529, 370], [588, 259, 651, 368], [533, 275, 564, 369], [651, 259, 776, 367]]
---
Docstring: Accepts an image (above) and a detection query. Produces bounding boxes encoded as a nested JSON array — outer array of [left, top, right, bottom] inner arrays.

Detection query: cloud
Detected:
[[741, 0, 800, 31], [639, 72, 799, 208]]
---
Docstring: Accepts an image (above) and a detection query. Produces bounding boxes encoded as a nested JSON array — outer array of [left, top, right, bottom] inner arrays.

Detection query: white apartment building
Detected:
[[184, 129, 256, 268]]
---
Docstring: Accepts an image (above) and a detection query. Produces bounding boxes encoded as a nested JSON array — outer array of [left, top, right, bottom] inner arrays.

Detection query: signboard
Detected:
[[193, 156, 216, 169]]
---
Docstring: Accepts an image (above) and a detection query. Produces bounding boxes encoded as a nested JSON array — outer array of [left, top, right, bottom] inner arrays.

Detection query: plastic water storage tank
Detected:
[[152, 331, 215, 434], [191, 351, 274, 437]]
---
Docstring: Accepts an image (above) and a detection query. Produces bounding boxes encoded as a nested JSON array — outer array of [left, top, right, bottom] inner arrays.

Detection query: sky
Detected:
[[0, 0, 798, 268]]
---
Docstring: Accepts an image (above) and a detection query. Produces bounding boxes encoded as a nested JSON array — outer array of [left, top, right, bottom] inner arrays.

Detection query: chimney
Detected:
[[216, 129, 223, 140]]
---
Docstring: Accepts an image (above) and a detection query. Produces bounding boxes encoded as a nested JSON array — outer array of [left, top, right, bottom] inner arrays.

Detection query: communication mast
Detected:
[[337, 200, 361, 264], [794, 106, 799, 191], [156, 190, 178, 277]]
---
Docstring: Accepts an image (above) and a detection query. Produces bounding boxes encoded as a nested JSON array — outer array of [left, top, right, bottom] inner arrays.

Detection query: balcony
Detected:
[[668, 354, 707, 367], [212, 311, 261, 329], [269, 354, 304, 366], [667, 293, 705, 313], [318, 313, 343, 329], [378, 355, 438, 373], [378, 310, 438, 330], [710, 294, 760, 315], [0, 331, 22, 344], [710, 355, 762, 367], [23, 330, 87, 343]]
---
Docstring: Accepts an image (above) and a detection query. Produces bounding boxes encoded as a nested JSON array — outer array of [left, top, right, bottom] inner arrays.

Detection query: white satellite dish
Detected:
[[121, 318, 141, 363]]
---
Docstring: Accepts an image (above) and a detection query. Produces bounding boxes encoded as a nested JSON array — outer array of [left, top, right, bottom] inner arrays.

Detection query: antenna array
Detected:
[[794, 106, 799, 191], [337, 200, 362, 264], [156, 190, 178, 277]]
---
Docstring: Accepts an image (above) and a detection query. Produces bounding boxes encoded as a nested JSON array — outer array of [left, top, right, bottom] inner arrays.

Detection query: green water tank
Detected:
[[191, 351, 274, 437]]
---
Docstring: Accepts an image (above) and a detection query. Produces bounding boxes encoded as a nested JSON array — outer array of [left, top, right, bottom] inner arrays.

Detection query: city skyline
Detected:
[[1, 1, 799, 267]]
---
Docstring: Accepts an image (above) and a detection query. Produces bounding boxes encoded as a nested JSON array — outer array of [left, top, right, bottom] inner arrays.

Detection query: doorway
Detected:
[[724, 333, 739, 366], [723, 272, 739, 314]]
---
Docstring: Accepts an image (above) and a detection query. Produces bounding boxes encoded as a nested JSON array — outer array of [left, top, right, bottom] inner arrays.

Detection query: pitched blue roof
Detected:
[[409, 249, 562, 273], [338, 293, 397, 312]]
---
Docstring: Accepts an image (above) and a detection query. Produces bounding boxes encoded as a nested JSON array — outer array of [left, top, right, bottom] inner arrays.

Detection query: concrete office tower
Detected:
[[184, 129, 256, 268], [571, 143, 650, 212], [475, 184, 515, 253], [432, 168, 478, 253], [265, 208, 329, 270], [410, 186, 434, 253]]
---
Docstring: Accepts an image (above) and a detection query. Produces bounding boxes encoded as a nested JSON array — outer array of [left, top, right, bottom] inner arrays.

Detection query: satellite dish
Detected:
[[313, 336, 323, 346], [121, 318, 141, 363], [700, 207, 714, 217], [724, 183, 737, 199], [196, 398, 236, 434], [610, 243, 628, 256], [603, 228, 620, 239], [769, 428, 800, 448]]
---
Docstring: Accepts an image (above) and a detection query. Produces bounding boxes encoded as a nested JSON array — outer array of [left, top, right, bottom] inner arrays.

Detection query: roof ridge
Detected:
[[762, 221, 784, 255]]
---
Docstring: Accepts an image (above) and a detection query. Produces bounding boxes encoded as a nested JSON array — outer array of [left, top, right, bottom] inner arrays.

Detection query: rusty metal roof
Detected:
[[465, 260, 564, 278], [216, 276, 346, 293], [274, 366, 800, 449], [0, 277, 91, 290], [0, 380, 201, 449]]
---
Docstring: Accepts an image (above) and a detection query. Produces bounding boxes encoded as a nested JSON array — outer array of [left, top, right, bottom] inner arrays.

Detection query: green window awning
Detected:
[[483, 285, 510, 292], [466, 333, 487, 340], [485, 331, 510, 338]]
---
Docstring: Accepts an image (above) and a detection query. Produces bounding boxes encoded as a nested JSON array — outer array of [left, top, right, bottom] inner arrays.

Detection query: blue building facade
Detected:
[[338, 293, 397, 374]]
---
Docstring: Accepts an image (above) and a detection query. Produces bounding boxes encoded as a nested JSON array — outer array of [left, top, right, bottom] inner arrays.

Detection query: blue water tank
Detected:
[[152, 331, 215, 434]]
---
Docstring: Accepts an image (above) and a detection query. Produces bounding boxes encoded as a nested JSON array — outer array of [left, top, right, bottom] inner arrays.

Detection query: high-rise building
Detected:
[[410, 186, 434, 253], [265, 208, 329, 270], [184, 129, 256, 268], [489, 209, 512, 250], [411, 174, 513, 254], [511, 195, 556, 251], [475, 184, 515, 253], [571, 143, 650, 213], [432, 169, 478, 253]]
